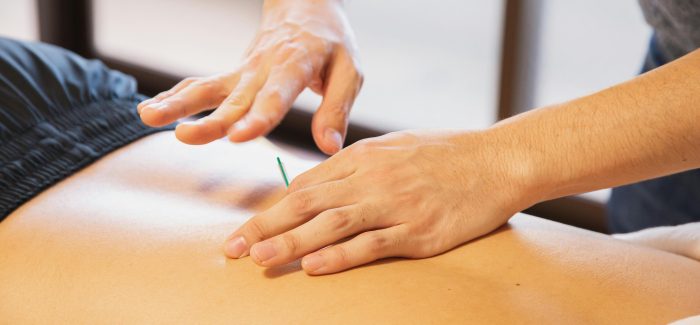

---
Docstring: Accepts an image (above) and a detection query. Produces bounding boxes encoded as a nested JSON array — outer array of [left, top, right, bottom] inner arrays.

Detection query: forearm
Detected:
[[490, 49, 700, 204]]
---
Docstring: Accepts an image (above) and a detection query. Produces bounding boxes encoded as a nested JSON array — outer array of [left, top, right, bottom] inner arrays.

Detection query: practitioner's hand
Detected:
[[137, 0, 362, 154], [614, 222, 700, 261], [223, 130, 540, 275]]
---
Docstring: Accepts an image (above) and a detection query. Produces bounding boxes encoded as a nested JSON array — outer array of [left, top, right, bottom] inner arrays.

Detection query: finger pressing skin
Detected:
[[137, 77, 197, 115], [139, 75, 238, 127], [223, 179, 356, 259], [311, 50, 363, 155], [227, 62, 310, 143], [248, 205, 370, 267], [301, 224, 409, 275], [175, 72, 264, 145]]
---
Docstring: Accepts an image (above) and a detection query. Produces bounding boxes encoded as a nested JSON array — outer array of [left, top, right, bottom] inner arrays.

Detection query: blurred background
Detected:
[[0, 0, 651, 231]]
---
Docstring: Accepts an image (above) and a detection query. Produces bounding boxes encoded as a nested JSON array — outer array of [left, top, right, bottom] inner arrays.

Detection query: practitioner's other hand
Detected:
[[223, 130, 541, 275], [614, 222, 700, 261], [138, 0, 362, 155]]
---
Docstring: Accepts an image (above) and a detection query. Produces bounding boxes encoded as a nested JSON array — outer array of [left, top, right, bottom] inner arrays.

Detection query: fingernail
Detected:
[[251, 241, 277, 263], [302, 254, 325, 273], [324, 128, 343, 152], [224, 236, 248, 258]]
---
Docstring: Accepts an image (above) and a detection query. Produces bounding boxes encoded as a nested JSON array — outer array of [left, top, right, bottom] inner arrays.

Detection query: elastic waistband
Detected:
[[0, 97, 173, 220]]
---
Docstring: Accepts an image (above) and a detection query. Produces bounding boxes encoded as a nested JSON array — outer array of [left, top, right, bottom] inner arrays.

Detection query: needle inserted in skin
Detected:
[[276, 156, 289, 188]]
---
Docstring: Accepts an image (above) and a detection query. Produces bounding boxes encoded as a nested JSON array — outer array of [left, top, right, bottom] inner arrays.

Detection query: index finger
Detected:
[[223, 179, 357, 258], [287, 145, 357, 193], [226, 60, 311, 143]]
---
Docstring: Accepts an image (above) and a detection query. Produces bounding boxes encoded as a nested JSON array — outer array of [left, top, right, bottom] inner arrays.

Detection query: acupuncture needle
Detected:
[[276, 156, 289, 188]]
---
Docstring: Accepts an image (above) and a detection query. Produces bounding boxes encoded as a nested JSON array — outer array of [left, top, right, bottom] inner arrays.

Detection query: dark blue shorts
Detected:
[[606, 34, 700, 233], [0, 37, 173, 220]]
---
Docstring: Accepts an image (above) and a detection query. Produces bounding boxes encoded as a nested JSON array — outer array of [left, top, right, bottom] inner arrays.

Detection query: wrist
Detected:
[[461, 127, 551, 213]]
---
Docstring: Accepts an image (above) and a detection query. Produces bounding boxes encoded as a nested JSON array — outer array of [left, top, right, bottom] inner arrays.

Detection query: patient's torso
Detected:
[[1, 132, 699, 324]]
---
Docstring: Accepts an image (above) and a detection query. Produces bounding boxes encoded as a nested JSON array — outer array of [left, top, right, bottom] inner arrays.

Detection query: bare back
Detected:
[[1, 132, 698, 324]]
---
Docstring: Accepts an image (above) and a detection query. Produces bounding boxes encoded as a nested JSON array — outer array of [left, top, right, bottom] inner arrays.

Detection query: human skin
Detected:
[[137, 0, 362, 155], [614, 222, 700, 260], [1, 132, 699, 323], [134, 0, 700, 274], [222, 48, 700, 275]]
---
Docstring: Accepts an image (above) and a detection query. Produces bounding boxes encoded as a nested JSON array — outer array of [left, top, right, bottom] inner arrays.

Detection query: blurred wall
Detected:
[[0, 0, 38, 40]]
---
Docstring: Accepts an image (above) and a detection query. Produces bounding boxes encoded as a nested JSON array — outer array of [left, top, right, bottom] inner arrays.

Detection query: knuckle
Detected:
[[325, 209, 353, 232], [404, 229, 435, 258], [287, 176, 306, 192], [260, 113, 282, 131], [363, 232, 389, 258], [323, 101, 349, 118], [192, 79, 217, 91], [287, 191, 314, 215], [155, 90, 172, 99], [294, 31, 327, 52], [223, 94, 251, 108], [331, 245, 352, 267], [313, 39, 332, 54], [193, 79, 225, 97], [284, 61, 313, 80], [260, 87, 285, 107], [244, 218, 267, 240], [202, 115, 228, 136], [275, 43, 304, 61], [411, 243, 435, 259], [279, 232, 301, 256], [277, 41, 295, 52]]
